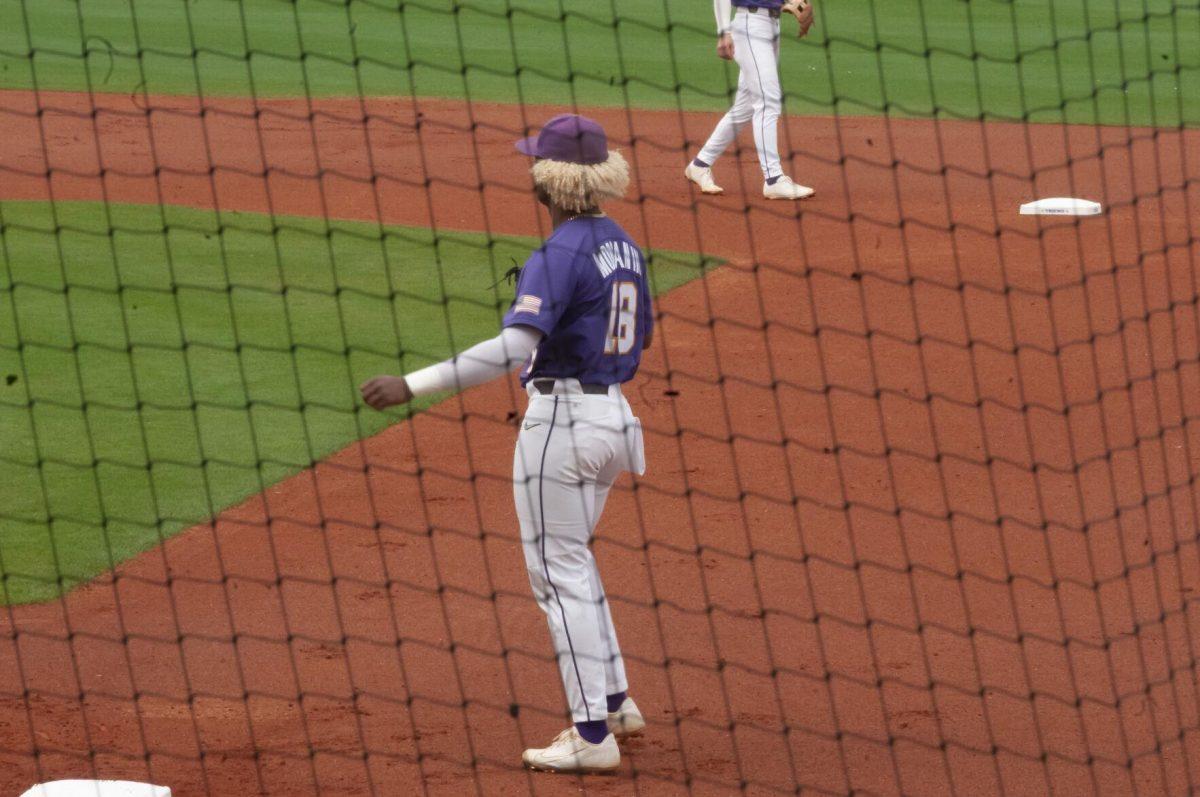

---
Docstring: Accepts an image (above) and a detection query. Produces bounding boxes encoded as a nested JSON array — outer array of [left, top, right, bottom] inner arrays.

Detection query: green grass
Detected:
[[0, 0, 1196, 126], [0, 200, 714, 605]]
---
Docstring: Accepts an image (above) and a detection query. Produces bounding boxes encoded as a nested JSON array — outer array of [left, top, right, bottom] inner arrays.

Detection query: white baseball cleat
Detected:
[[763, 175, 815, 200], [684, 162, 724, 194], [522, 726, 620, 774], [606, 696, 646, 737]]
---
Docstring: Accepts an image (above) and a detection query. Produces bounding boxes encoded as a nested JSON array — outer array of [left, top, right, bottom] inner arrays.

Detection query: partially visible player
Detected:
[[685, 0, 816, 200], [360, 114, 649, 774]]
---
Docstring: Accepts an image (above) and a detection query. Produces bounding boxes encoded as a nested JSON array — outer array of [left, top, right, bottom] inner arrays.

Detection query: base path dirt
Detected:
[[2, 90, 1200, 796]]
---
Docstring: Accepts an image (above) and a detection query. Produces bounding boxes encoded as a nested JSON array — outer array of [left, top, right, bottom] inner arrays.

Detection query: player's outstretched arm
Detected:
[[360, 325, 543, 410]]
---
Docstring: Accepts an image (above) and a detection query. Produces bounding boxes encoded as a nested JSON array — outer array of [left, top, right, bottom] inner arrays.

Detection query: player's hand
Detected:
[[360, 375, 413, 410], [716, 33, 734, 60], [782, 0, 814, 38]]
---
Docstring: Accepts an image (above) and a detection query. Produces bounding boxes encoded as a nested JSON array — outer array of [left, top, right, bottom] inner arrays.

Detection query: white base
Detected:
[[20, 781, 171, 797], [1019, 197, 1102, 216]]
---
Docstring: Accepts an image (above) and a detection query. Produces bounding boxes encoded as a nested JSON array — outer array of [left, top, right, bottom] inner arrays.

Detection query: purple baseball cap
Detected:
[[515, 114, 609, 165]]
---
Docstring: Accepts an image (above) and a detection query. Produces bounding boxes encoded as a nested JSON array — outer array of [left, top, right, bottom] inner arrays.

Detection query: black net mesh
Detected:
[[1, 0, 1199, 795]]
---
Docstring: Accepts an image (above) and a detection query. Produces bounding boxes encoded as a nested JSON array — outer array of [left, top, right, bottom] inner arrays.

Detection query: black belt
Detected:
[[744, 6, 782, 18], [533, 379, 609, 395]]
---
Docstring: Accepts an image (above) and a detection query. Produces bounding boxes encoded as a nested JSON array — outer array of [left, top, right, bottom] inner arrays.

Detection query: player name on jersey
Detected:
[[592, 240, 644, 279]]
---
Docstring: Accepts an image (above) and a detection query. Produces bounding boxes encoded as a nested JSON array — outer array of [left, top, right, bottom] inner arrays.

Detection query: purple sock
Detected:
[[692, 157, 710, 168], [766, 175, 781, 185], [576, 720, 609, 744], [606, 691, 627, 713]]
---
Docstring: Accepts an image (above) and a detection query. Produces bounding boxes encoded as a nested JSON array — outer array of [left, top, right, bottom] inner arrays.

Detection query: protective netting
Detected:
[[1, 0, 1199, 795]]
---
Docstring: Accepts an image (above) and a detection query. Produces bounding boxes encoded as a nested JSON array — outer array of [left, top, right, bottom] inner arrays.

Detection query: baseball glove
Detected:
[[782, 0, 815, 38]]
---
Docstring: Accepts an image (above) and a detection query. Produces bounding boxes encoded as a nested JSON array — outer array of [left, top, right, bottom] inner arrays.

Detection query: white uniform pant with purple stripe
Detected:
[[698, 8, 783, 181], [513, 379, 645, 724]]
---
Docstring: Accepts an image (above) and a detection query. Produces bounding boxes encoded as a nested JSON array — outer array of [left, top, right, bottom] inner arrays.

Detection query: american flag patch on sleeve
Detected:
[[513, 294, 543, 315]]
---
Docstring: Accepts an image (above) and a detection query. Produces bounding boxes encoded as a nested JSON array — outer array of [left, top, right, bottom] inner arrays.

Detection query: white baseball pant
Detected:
[[697, 7, 784, 181], [513, 379, 645, 723]]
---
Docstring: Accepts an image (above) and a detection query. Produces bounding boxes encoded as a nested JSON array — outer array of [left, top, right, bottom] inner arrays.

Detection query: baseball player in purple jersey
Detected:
[[685, 0, 816, 200], [361, 114, 648, 773]]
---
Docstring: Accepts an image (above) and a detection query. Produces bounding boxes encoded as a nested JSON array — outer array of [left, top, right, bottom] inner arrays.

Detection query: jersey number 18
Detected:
[[603, 281, 639, 355]]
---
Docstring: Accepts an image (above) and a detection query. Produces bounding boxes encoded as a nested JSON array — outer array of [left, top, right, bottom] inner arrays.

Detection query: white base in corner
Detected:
[[20, 781, 171, 797], [1019, 197, 1103, 216]]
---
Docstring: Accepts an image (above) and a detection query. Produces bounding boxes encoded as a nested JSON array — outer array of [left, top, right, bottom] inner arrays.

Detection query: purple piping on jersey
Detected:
[[537, 397, 593, 722]]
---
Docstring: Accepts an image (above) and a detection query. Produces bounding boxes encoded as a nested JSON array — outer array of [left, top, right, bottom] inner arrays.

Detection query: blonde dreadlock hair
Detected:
[[530, 150, 630, 214]]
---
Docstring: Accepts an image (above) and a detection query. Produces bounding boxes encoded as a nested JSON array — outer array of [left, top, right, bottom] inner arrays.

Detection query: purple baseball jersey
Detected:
[[733, 0, 783, 9], [502, 215, 652, 386]]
